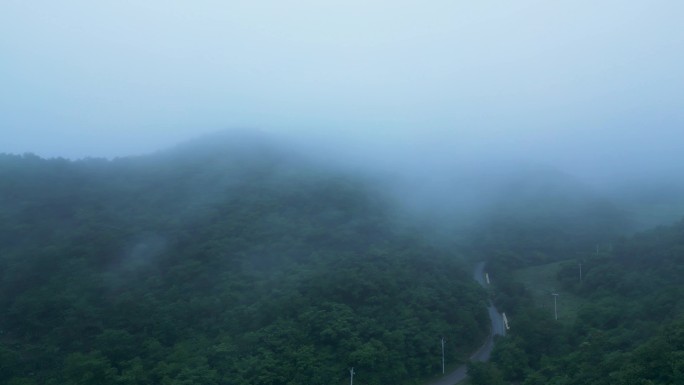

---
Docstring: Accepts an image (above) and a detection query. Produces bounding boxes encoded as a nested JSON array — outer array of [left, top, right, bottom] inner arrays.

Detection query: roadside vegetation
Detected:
[[512, 261, 585, 325], [473, 221, 684, 385]]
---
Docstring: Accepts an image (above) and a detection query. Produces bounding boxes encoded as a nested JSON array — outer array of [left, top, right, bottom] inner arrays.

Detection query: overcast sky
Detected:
[[1, 1, 683, 183]]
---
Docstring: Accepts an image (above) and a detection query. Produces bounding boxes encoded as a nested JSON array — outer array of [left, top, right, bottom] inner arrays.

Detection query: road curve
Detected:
[[426, 262, 504, 385]]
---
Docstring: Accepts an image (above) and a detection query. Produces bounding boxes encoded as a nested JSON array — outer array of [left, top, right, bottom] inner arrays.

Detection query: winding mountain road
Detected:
[[426, 262, 505, 385]]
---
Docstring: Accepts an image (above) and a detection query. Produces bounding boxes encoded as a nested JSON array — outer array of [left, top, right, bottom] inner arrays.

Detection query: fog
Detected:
[[2, 1, 684, 207]]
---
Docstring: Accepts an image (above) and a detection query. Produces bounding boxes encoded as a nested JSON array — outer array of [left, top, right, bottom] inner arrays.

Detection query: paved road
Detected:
[[426, 262, 504, 385]]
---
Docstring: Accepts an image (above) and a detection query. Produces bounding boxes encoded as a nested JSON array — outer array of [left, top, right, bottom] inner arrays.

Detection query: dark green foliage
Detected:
[[490, 336, 529, 381], [467, 361, 505, 385], [0, 141, 488, 385]]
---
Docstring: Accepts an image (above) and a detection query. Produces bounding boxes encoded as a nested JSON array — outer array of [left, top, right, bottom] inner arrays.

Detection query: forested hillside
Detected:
[[3, 133, 682, 385], [475, 219, 684, 385], [0, 136, 488, 385]]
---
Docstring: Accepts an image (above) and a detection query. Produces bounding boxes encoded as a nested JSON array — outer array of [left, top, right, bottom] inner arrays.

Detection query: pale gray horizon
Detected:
[[1, 1, 683, 186]]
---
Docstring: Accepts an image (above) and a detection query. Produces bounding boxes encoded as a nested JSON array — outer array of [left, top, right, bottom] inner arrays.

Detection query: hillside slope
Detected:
[[0, 135, 488, 385]]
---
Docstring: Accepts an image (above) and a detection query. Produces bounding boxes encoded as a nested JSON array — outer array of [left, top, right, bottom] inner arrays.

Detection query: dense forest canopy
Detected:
[[1, 133, 683, 385], [0, 136, 489, 385]]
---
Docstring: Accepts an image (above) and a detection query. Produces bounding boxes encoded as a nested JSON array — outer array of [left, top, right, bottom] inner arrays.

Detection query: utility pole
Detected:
[[441, 337, 446, 374], [350, 367, 355, 385], [579, 263, 582, 282], [552, 293, 559, 320]]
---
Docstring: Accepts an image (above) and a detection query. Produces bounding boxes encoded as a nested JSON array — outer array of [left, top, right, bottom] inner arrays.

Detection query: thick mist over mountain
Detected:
[[3, 1, 684, 184], [3, 1, 684, 235], [5, 128, 683, 248], [3, 2, 684, 384], [219, 130, 679, 241]]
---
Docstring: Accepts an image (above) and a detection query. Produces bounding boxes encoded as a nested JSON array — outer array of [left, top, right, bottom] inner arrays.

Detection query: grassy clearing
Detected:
[[513, 260, 585, 325]]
